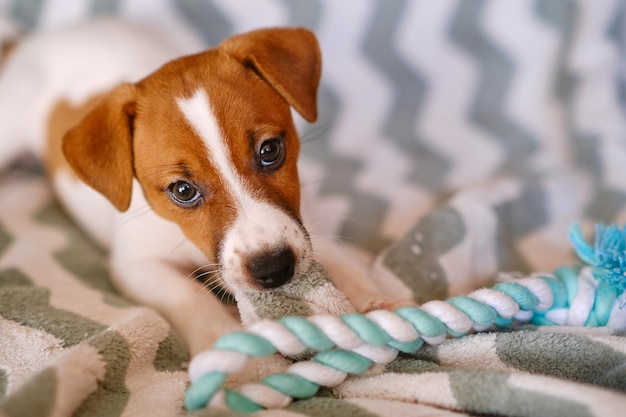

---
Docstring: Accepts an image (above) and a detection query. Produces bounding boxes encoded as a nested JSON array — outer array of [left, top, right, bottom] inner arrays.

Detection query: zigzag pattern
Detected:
[[173, 0, 232, 45], [583, 0, 626, 222], [450, 0, 539, 177], [2, 0, 625, 255], [2, 2, 626, 416], [397, 0, 501, 189], [364, 0, 449, 191], [302, 0, 399, 254]]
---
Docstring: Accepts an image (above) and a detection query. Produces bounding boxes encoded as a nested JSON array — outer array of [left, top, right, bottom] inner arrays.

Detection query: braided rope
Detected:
[[185, 265, 626, 412]]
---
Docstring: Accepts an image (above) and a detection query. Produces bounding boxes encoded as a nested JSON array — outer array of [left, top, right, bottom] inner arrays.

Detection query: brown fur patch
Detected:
[[46, 96, 102, 175], [0, 36, 19, 69]]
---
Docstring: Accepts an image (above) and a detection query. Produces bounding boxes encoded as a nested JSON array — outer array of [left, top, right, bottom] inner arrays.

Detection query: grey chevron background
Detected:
[[2, 0, 625, 259], [2, 2, 626, 416]]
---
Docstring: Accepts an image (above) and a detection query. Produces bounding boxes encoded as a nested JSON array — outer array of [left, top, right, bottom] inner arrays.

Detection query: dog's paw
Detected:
[[352, 293, 415, 313], [225, 353, 292, 387]]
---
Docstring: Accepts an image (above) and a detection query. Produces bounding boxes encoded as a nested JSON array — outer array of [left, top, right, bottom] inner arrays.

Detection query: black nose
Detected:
[[246, 248, 296, 288]]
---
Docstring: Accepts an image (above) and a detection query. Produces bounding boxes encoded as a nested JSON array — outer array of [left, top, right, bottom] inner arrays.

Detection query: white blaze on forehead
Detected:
[[176, 88, 250, 204]]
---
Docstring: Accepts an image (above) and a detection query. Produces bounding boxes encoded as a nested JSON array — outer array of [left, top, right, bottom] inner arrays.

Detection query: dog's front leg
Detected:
[[312, 238, 414, 313], [109, 255, 294, 386], [108, 252, 240, 356]]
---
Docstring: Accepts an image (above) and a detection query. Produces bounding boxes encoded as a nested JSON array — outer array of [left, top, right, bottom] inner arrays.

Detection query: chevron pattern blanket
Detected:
[[1, 1, 626, 416]]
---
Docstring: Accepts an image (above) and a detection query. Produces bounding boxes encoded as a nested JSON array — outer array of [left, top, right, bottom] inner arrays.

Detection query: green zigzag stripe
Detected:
[[449, 370, 594, 417], [288, 397, 380, 417], [74, 331, 131, 417], [382, 205, 466, 303], [495, 330, 626, 392], [363, 0, 450, 191], [493, 182, 550, 274], [0, 285, 106, 347], [449, 0, 539, 177], [0, 367, 57, 417]]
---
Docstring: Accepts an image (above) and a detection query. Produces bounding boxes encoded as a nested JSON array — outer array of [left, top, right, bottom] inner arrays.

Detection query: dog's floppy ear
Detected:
[[220, 27, 321, 122], [62, 83, 136, 212]]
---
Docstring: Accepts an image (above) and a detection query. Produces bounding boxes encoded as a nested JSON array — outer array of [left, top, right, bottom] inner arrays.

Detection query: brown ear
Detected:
[[219, 27, 321, 122], [62, 83, 136, 212]]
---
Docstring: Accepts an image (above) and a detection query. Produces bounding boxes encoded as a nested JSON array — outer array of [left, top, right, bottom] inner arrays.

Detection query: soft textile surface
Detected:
[[2, 164, 626, 417], [1, 1, 626, 416]]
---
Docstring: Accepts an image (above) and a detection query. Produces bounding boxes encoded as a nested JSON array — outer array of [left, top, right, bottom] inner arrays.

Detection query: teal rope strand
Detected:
[[185, 266, 625, 412]]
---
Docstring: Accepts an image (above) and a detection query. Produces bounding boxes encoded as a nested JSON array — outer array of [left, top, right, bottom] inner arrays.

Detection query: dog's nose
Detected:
[[246, 247, 296, 288]]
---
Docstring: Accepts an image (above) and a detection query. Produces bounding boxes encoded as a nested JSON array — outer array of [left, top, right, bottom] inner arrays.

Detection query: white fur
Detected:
[[53, 171, 116, 249]]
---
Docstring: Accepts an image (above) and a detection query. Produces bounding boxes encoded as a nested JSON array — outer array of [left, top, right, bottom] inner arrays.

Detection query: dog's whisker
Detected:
[[311, 237, 346, 249], [125, 204, 152, 216], [165, 237, 195, 259], [311, 250, 330, 263], [114, 206, 152, 230], [311, 233, 360, 252], [201, 277, 234, 306], [193, 274, 222, 298], [304, 211, 363, 231], [299, 177, 328, 189], [185, 263, 220, 281], [194, 270, 221, 284], [300, 123, 330, 144], [216, 286, 230, 304], [192, 266, 221, 282], [120, 204, 151, 218], [304, 217, 342, 231]]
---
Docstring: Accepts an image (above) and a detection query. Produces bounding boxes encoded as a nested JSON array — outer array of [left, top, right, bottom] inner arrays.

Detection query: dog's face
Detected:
[[62, 28, 321, 293]]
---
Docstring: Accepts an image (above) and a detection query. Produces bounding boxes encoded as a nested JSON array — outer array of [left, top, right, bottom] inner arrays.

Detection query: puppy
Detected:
[[0, 19, 400, 356]]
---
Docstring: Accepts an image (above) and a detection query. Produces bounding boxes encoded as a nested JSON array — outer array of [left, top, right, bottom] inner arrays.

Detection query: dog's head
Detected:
[[62, 27, 321, 292]]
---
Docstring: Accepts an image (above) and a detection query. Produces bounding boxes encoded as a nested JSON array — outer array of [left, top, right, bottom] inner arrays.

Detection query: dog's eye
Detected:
[[258, 138, 285, 170], [168, 181, 201, 206]]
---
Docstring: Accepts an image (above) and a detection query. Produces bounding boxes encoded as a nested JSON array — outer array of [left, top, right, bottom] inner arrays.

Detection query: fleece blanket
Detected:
[[2, 160, 626, 417], [1, 0, 626, 416]]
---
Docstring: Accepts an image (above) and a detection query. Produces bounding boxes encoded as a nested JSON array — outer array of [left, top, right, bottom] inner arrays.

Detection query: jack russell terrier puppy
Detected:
[[0, 19, 405, 356]]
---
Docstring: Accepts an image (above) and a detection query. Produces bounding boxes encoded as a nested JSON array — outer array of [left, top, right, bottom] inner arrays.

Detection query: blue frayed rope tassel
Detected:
[[186, 223, 626, 412], [569, 223, 626, 291]]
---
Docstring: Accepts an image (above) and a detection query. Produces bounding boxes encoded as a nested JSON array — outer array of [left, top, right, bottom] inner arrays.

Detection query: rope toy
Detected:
[[185, 223, 626, 412]]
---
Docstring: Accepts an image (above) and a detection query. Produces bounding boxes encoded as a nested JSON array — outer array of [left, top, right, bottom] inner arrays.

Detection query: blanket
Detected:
[[2, 160, 626, 417], [189, 174, 626, 416], [2, 1, 626, 416]]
